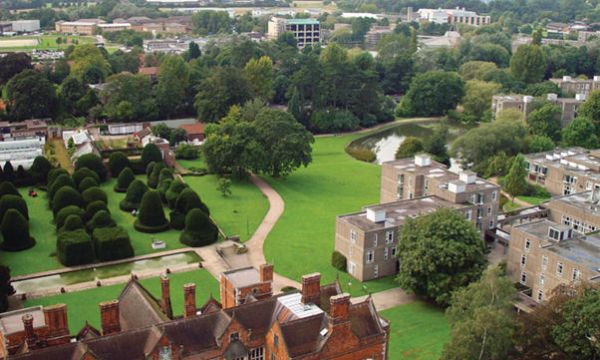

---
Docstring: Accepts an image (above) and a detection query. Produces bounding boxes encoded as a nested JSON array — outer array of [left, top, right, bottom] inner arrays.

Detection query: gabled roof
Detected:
[[76, 322, 101, 341], [118, 279, 169, 331], [199, 295, 222, 314], [349, 296, 384, 338], [279, 314, 328, 358]]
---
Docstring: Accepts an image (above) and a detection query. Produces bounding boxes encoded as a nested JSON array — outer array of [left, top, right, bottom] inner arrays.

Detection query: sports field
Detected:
[[0, 35, 95, 52]]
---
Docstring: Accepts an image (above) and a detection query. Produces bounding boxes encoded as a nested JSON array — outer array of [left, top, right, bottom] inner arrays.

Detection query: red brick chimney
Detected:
[[183, 283, 196, 318], [259, 263, 273, 283], [301, 273, 321, 306], [161, 274, 173, 319], [328, 293, 351, 329], [99, 300, 121, 335], [43, 304, 69, 344], [22, 314, 36, 347]]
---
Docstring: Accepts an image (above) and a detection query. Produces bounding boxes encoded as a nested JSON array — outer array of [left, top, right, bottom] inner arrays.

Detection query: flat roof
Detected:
[[548, 191, 600, 215], [277, 292, 323, 318], [0, 306, 45, 335], [286, 18, 319, 25], [222, 266, 260, 288], [525, 147, 600, 176]]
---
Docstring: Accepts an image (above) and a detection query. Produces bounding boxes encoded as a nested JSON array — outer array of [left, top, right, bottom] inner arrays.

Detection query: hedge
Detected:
[[47, 168, 69, 187], [331, 251, 347, 271], [57, 229, 94, 266], [72, 167, 100, 187], [108, 152, 131, 177], [92, 226, 134, 261], [59, 214, 84, 233], [55, 206, 85, 229], [165, 180, 187, 209], [0, 182, 20, 197], [1, 209, 35, 251], [114, 167, 134, 193], [82, 187, 107, 205], [119, 179, 148, 212], [75, 154, 107, 181], [29, 156, 52, 184], [48, 174, 76, 202], [134, 190, 169, 233], [52, 187, 83, 215], [0, 194, 28, 220], [86, 210, 115, 231], [179, 208, 218, 247], [141, 143, 162, 167], [84, 200, 109, 223]]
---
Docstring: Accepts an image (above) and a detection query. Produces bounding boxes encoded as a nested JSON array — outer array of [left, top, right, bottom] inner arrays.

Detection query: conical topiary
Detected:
[[119, 179, 148, 212], [72, 167, 100, 187], [147, 162, 166, 189], [87, 210, 115, 231], [84, 200, 109, 223], [0, 181, 20, 197], [169, 188, 209, 230], [165, 180, 187, 209], [60, 214, 84, 233], [0, 194, 28, 220], [114, 167, 135, 193], [1, 209, 35, 251], [82, 187, 107, 205], [78, 176, 99, 193], [52, 187, 83, 215], [134, 190, 169, 233], [180, 208, 218, 247]]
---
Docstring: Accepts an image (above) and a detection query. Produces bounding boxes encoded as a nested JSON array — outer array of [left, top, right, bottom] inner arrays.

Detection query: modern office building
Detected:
[[267, 17, 320, 48], [416, 7, 491, 26]]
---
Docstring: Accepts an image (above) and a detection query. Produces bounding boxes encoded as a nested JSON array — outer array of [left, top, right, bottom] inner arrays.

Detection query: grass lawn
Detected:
[[502, 200, 522, 213], [381, 302, 450, 360], [24, 269, 220, 334], [516, 195, 550, 205], [0, 35, 95, 52], [263, 134, 397, 296]]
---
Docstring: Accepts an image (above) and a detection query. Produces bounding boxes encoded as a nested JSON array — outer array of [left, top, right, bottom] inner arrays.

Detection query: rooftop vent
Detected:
[[523, 95, 533, 103], [414, 154, 431, 167], [594, 75, 600, 81], [563, 75, 572, 81], [448, 180, 465, 194], [366, 208, 386, 222], [547, 93, 558, 101], [459, 171, 476, 184]]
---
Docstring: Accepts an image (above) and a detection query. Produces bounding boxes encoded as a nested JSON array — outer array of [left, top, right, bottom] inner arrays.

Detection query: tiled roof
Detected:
[[280, 314, 327, 357], [118, 279, 169, 330], [180, 123, 205, 135]]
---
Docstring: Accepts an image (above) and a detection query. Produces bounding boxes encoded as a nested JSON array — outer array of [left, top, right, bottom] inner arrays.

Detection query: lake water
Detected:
[[13, 252, 200, 295]]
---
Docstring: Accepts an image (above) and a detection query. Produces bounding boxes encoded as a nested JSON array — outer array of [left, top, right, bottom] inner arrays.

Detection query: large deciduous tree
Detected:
[[194, 67, 252, 122], [101, 73, 157, 122], [504, 154, 529, 201], [510, 44, 546, 84], [156, 55, 190, 118], [0, 52, 32, 84], [561, 116, 599, 149], [191, 10, 231, 35], [6, 70, 57, 120], [244, 56, 274, 101], [527, 103, 562, 141], [462, 80, 501, 120], [398, 70, 465, 117], [69, 44, 111, 83]]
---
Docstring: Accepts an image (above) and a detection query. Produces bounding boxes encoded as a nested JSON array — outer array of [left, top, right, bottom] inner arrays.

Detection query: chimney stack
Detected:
[[301, 273, 321, 306], [22, 314, 36, 347], [43, 304, 69, 341], [183, 283, 196, 318], [259, 263, 273, 283], [161, 274, 173, 319], [328, 293, 351, 328], [99, 300, 121, 335]]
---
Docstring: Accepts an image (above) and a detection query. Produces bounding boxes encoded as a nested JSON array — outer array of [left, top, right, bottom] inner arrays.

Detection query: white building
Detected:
[[10, 20, 40, 33], [417, 7, 491, 26], [267, 17, 320, 48], [0, 137, 45, 169]]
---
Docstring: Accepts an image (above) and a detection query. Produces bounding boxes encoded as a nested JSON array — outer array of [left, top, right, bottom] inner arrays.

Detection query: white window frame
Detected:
[[539, 274, 545, 287], [524, 239, 531, 252], [384, 247, 389, 260], [520, 255, 527, 267], [537, 290, 544, 302], [373, 236, 378, 247], [350, 229, 356, 244], [520, 272, 527, 285], [556, 262, 564, 277], [542, 255, 548, 270], [572, 268, 581, 281], [249, 346, 265, 360], [373, 264, 379, 277], [391, 246, 397, 256], [366, 250, 375, 264], [385, 230, 394, 244], [492, 191, 497, 201]]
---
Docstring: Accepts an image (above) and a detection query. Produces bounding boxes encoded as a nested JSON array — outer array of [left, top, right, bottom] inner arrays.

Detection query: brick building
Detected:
[[545, 191, 600, 234], [220, 264, 274, 308], [3, 267, 390, 359], [549, 75, 600, 97], [380, 154, 500, 233], [179, 123, 205, 142], [335, 196, 475, 281], [491, 93, 584, 127]]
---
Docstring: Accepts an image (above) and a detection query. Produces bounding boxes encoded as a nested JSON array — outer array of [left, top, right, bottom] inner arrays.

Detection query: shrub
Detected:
[[29, 156, 52, 184], [57, 229, 94, 266], [346, 147, 376, 163], [165, 180, 187, 209], [158, 179, 172, 203], [309, 109, 360, 133], [145, 161, 156, 177], [48, 174, 76, 202], [72, 167, 100, 186], [147, 162, 166, 189], [75, 154, 107, 181], [331, 251, 347, 271], [47, 168, 69, 187], [1, 209, 35, 251], [82, 187, 107, 205], [175, 144, 199, 160], [179, 208, 218, 247], [134, 190, 169, 233], [52, 187, 83, 215], [84, 200, 109, 223], [92, 226, 134, 261], [3, 161, 14, 182], [0, 195, 28, 220], [114, 167, 134, 192], [141, 144, 162, 167], [158, 168, 173, 183], [86, 210, 115, 231], [55, 206, 84, 229], [0, 182, 20, 197], [119, 179, 148, 211], [108, 152, 131, 177], [170, 189, 209, 230], [78, 177, 99, 193], [396, 137, 424, 159], [59, 214, 84, 233]]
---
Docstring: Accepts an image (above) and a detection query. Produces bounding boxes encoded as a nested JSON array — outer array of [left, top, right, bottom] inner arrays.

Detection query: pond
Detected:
[[349, 120, 472, 168], [13, 252, 200, 295]]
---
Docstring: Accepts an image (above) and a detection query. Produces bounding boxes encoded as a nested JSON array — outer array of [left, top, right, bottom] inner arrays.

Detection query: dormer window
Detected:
[[548, 227, 571, 241], [230, 332, 240, 341]]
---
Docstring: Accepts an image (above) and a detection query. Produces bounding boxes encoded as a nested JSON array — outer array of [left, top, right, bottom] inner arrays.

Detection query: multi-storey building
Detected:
[[267, 17, 320, 48], [507, 219, 600, 305], [491, 93, 584, 127], [55, 19, 106, 35], [2, 267, 390, 359], [550, 75, 600, 97], [416, 7, 491, 26], [336, 196, 475, 281], [523, 147, 600, 195], [380, 154, 500, 233], [545, 191, 600, 234]]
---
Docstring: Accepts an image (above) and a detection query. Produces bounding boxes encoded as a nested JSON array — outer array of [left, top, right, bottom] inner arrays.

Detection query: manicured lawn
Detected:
[[24, 269, 220, 334], [0, 35, 95, 52], [263, 134, 398, 296], [380, 302, 450, 360], [502, 200, 522, 213]]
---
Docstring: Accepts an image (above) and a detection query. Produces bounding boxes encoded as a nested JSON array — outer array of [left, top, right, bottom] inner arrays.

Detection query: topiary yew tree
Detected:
[[78, 176, 99, 193], [59, 214, 84, 233], [52, 187, 84, 215], [0, 182, 20, 197], [119, 179, 148, 211], [1, 209, 35, 251], [72, 167, 100, 187], [147, 162, 166, 189], [165, 180, 187, 209], [86, 210, 115, 231], [114, 167, 134, 192], [0, 194, 28, 220], [48, 174, 76, 202], [396, 208, 487, 306], [170, 188, 210, 230], [57, 229, 94, 266], [75, 154, 107, 181], [141, 143, 162, 167], [108, 151, 131, 177], [47, 168, 69, 187], [3, 161, 14, 182], [82, 186, 107, 205], [92, 226, 134, 261], [134, 190, 169, 233], [84, 200, 109, 223], [29, 156, 52, 184], [180, 208, 218, 247], [55, 206, 85, 229]]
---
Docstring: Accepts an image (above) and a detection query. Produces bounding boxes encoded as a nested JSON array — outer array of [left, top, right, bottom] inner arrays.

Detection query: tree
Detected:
[[396, 208, 487, 306], [0, 195, 28, 221], [578, 90, 600, 132], [108, 152, 130, 177], [528, 135, 556, 153], [79, 177, 99, 193], [55, 206, 85, 230], [1, 209, 35, 251], [441, 267, 516, 360], [119, 179, 148, 211], [101, 73, 157, 122], [156, 55, 190, 118], [115, 167, 135, 192], [217, 178, 232, 197], [0, 182, 20, 197], [170, 188, 210, 230], [0, 265, 15, 312], [134, 190, 170, 233], [166, 180, 188, 209], [69, 44, 111, 82], [527, 103, 562, 141], [6, 70, 57, 120], [399, 71, 465, 116], [169, 128, 187, 146], [75, 154, 108, 181], [244, 56, 274, 101], [29, 156, 52, 184], [462, 80, 501, 120], [2, 162, 14, 182], [194, 66, 252, 122], [141, 144, 163, 167], [252, 109, 314, 177], [424, 124, 450, 165], [395, 137, 424, 159], [60, 76, 88, 115], [188, 41, 201, 59], [510, 45, 546, 84], [0, 52, 32, 84], [52, 187, 83, 215], [72, 167, 100, 187], [562, 117, 599, 149], [179, 208, 218, 247], [48, 174, 76, 202], [82, 187, 108, 205], [504, 154, 529, 200], [459, 61, 498, 81], [191, 10, 231, 35]]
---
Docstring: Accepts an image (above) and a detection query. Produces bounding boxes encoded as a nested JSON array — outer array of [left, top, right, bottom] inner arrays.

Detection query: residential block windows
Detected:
[[230, 332, 239, 341], [391, 246, 397, 257], [374, 264, 379, 277], [274, 335, 279, 348], [350, 230, 356, 244], [542, 255, 548, 270], [520, 272, 527, 285], [556, 262, 564, 276], [537, 290, 544, 301], [539, 274, 545, 287], [384, 247, 389, 260], [373, 236, 378, 247], [572, 268, 581, 281], [249, 347, 265, 360], [366, 250, 375, 264], [385, 230, 394, 244], [525, 239, 531, 252], [520, 255, 527, 267]]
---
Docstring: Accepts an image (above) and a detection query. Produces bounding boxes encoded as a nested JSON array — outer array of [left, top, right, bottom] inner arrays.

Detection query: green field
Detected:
[[263, 134, 397, 296], [0, 35, 96, 52], [24, 269, 220, 334], [381, 302, 450, 360]]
